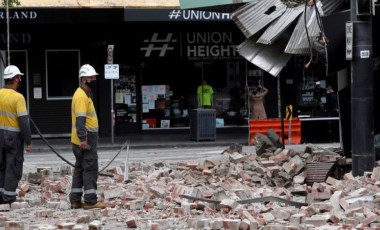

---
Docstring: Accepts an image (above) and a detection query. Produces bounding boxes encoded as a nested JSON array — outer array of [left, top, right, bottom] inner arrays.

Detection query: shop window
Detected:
[[46, 50, 80, 100]]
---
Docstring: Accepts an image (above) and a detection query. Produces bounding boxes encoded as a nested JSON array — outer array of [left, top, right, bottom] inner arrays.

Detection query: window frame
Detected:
[[45, 49, 80, 100]]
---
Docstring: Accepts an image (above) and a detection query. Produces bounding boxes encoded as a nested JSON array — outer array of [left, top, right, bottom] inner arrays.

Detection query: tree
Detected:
[[2, 0, 21, 6], [1, 0, 21, 66]]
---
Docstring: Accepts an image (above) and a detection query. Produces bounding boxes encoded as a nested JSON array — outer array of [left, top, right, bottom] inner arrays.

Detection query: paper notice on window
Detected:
[[148, 93, 157, 101], [115, 92, 124, 104], [142, 94, 149, 103], [148, 100, 155, 109], [124, 93, 132, 105], [142, 103, 149, 113], [33, 87, 42, 99]]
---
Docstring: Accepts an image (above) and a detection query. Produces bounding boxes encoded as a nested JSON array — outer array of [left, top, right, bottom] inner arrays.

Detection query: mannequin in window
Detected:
[[249, 85, 268, 119], [197, 80, 214, 108]]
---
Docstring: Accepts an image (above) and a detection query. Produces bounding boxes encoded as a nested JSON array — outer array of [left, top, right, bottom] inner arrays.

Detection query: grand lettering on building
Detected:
[[0, 11, 37, 20], [0, 33, 31, 44]]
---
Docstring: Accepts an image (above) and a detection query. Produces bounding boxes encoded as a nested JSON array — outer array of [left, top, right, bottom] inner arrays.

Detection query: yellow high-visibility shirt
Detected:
[[71, 87, 98, 145], [197, 84, 214, 106], [0, 88, 28, 132]]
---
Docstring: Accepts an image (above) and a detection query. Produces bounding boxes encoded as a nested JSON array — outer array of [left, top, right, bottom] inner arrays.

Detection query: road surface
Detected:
[[23, 145, 257, 172], [23, 142, 340, 173]]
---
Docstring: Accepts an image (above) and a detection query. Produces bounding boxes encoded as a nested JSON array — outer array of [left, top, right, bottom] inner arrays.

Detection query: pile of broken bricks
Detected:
[[0, 144, 380, 230]]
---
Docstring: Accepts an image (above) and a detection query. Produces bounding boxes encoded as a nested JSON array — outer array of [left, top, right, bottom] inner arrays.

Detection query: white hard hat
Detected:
[[3, 65, 24, 79], [79, 64, 99, 78]]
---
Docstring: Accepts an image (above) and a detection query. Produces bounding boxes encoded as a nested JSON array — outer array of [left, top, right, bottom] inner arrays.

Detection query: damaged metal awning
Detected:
[[179, 0, 348, 77], [237, 34, 292, 77], [257, 5, 304, 45], [232, 0, 287, 38], [284, 1, 324, 54], [231, 0, 346, 76]]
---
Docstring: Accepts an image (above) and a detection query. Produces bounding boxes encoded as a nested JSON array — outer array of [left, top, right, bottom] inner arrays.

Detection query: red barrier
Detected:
[[249, 118, 301, 145]]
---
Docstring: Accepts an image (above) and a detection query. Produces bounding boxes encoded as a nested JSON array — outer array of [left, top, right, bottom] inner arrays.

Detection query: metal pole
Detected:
[[6, 0, 10, 65], [288, 120, 292, 144], [201, 62, 204, 108], [245, 61, 250, 145], [351, 0, 374, 176], [278, 75, 285, 149], [107, 45, 115, 145], [277, 75, 281, 118], [111, 79, 114, 145]]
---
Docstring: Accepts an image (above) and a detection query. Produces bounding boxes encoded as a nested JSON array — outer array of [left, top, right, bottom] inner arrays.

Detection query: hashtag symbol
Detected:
[[168, 10, 181, 19], [140, 33, 176, 57]]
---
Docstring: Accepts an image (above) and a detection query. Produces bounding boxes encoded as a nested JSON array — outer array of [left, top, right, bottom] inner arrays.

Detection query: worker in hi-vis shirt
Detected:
[[69, 64, 105, 210], [0, 65, 32, 205]]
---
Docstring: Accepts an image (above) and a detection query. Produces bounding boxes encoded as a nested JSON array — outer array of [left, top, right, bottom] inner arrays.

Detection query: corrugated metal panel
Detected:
[[237, 35, 292, 77], [284, 1, 324, 54], [232, 0, 347, 76], [257, 4, 304, 45], [232, 0, 287, 38], [305, 161, 336, 185], [321, 0, 345, 15]]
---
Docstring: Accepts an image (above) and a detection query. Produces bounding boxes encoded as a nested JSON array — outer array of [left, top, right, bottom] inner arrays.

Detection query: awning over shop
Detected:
[[284, 1, 324, 55], [179, 0, 348, 76], [232, 0, 287, 38], [257, 5, 303, 45], [237, 34, 292, 77], [231, 0, 347, 76]]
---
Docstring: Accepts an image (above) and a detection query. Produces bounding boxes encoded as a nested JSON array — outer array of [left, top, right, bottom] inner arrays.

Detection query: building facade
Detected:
[[1, 4, 367, 143], [0, 7, 281, 138]]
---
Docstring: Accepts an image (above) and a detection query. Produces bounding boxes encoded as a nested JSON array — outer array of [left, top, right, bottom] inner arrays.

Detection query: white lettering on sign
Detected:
[[360, 50, 370, 59], [186, 32, 238, 59], [168, 10, 231, 20], [346, 22, 353, 60], [140, 32, 239, 59], [140, 33, 176, 57], [187, 32, 232, 44], [187, 45, 237, 57], [0, 11, 37, 20], [0, 33, 31, 44]]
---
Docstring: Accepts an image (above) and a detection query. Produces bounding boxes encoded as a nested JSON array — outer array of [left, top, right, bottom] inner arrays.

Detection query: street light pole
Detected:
[[350, 0, 375, 176], [6, 0, 10, 65]]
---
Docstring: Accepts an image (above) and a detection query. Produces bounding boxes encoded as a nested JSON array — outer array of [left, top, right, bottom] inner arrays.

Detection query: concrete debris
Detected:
[[220, 143, 243, 155], [1, 145, 380, 229]]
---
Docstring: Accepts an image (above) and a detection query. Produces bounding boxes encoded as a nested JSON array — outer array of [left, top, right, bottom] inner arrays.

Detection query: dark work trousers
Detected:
[[0, 130, 24, 204], [69, 138, 99, 205]]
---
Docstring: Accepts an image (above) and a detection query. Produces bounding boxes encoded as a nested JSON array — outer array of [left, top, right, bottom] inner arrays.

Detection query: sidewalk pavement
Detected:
[[31, 127, 250, 152], [31, 127, 341, 153]]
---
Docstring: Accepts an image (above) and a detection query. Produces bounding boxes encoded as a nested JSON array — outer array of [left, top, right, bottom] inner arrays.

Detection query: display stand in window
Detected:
[[141, 85, 171, 129], [114, 74, 137, 124]]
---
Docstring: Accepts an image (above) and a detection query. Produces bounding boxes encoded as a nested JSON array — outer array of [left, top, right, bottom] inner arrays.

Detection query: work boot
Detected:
[[70, 202, 83, 209], [83, 202, 105, 210]]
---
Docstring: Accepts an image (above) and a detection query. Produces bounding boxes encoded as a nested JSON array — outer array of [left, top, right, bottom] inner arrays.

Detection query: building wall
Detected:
[[17, 0, 180, 8], [1, 8, 280, 137]]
